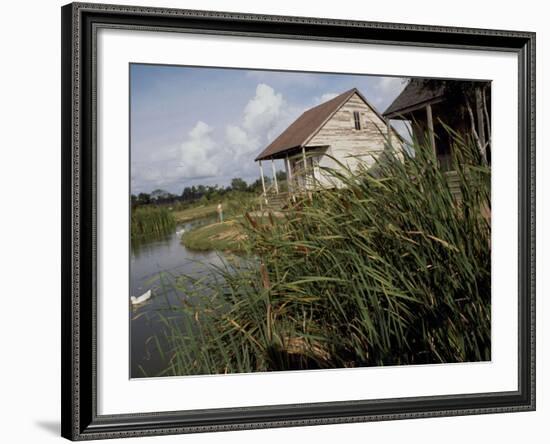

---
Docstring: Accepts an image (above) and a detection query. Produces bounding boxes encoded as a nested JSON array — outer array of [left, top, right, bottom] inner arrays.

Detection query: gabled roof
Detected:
[[383, 79, 446, 118], [255, 88, 357, 161]]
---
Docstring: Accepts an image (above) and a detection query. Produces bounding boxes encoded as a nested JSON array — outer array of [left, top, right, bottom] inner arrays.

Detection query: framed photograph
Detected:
[[61, 2, 535, 440]]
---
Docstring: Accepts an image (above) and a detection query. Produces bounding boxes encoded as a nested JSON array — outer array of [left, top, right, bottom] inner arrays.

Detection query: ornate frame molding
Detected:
[[61, 2, 535, 440]]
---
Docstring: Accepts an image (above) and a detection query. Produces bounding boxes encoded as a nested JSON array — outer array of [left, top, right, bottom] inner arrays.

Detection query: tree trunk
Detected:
[[482, 86, 491, 154], [465, 96, 488, 165], [475, 87, 486, 152]]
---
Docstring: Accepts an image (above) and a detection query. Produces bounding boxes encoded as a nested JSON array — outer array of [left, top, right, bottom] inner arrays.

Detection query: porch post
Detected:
[[302, 146, 312, 200], [426, 104, 436, 157], [385, 118, 392, 148], [271, 159, 279, 194], [301, 146, 307, 189], [286, 154, 296, 202], [286, 154, 293, 194], [259, 160, 267, 199]]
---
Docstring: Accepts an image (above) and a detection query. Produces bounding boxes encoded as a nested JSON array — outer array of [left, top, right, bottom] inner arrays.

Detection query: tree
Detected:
[[137, 192, 151, 205], [231, 177, 248, 192], [197, 185, 207, 198], [150, 189, 173, 202], [248, 176, 271, 193], [205, 185, 220, 200], [276, 170, 287, 182], [181, 186, 193, 202]]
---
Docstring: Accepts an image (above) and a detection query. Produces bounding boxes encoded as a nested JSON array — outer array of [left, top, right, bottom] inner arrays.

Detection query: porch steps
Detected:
[[262, 192, 291, 210]]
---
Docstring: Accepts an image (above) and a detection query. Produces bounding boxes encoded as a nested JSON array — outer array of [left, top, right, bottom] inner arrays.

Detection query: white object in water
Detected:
[[131, 289, 152, 305], [176, 228, 185, 237]]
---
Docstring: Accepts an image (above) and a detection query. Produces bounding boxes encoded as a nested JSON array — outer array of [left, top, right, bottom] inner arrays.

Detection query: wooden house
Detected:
[[254, 88, 404, 198], [383, 78, 491, 170]]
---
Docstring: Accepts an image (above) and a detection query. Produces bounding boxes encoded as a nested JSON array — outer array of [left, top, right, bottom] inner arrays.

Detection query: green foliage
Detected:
[[154, 135, 491, 376], [248, 176, 271, 193], [137, 192, 151, 205], [181, 219, 244, 252], [231, 177, 248, 192], [150, 188, 175, 202], [131, 206, 176, 240]]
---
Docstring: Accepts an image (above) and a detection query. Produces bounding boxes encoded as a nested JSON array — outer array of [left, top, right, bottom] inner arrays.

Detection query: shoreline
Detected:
[[181, 219, 246, 252]]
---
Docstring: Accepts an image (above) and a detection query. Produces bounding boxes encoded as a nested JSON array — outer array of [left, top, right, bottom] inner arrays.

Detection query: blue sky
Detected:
[[130, 64, 408, 194]]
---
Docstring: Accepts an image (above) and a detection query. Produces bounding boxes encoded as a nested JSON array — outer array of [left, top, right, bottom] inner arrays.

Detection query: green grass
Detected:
[[173, 193, 258, 224], [181, 219, 246, 252], [177, 193, 261, 252], [131, 206, 176, 240], [152, 134, 491, 376], [173, 204, 219, 223]]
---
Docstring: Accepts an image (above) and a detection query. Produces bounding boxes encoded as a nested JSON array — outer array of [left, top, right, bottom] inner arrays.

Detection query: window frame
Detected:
[[353, 110, 361, 130]]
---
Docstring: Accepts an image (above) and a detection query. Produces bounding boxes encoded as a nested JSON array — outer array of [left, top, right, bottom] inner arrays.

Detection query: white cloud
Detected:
[[313, 92, 339, 105], [132, 83, 309, 193], [177, 121, 219, 178], [242, 84, 285, 134], [138, 85, 293, 192], [225, 83, 297, 159], [132, 121, 222, 191], [225, 124, 258, 155]]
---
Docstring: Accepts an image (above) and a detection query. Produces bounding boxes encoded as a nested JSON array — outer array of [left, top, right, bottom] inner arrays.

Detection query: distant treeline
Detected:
[[132, 172, 286, 207]]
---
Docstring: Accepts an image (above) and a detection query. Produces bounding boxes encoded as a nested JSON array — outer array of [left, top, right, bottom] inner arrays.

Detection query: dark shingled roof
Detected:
[[383, 79, 446, 118], [254, 88, 357, 161]]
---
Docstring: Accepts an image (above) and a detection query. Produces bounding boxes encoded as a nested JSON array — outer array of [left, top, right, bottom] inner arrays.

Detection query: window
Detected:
[[353, 111, 361, 130]]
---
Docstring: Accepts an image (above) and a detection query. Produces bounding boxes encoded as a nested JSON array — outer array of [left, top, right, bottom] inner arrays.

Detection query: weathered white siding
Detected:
[[304, 92, 403, 188]]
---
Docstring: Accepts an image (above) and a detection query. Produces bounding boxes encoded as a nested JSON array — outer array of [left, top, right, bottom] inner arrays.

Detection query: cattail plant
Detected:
[[152, 133, 491, 376]]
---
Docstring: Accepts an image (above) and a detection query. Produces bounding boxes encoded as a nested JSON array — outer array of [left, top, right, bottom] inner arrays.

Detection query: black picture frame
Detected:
[[61, 2, 536, 440]]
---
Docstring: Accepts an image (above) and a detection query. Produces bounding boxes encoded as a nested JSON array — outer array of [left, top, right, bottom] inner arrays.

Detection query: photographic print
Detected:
[[129, 65, 491, 378], [62, 4, 537, 438]]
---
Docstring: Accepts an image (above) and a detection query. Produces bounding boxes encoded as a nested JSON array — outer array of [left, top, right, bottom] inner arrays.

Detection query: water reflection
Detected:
[[130, 217, 221, 378]]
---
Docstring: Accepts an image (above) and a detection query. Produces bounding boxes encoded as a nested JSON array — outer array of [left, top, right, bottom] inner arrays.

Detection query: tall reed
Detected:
[[131, 206, 176, 240], [155, 134, 491, 376]]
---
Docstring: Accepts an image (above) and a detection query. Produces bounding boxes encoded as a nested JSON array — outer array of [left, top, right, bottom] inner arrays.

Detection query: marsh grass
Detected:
[[131, 206, 176, 240], [173, 192, 258, 224], [152, 134, 491, 376], [181, 219, 245, 252], [179, 193, 259, 252]]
